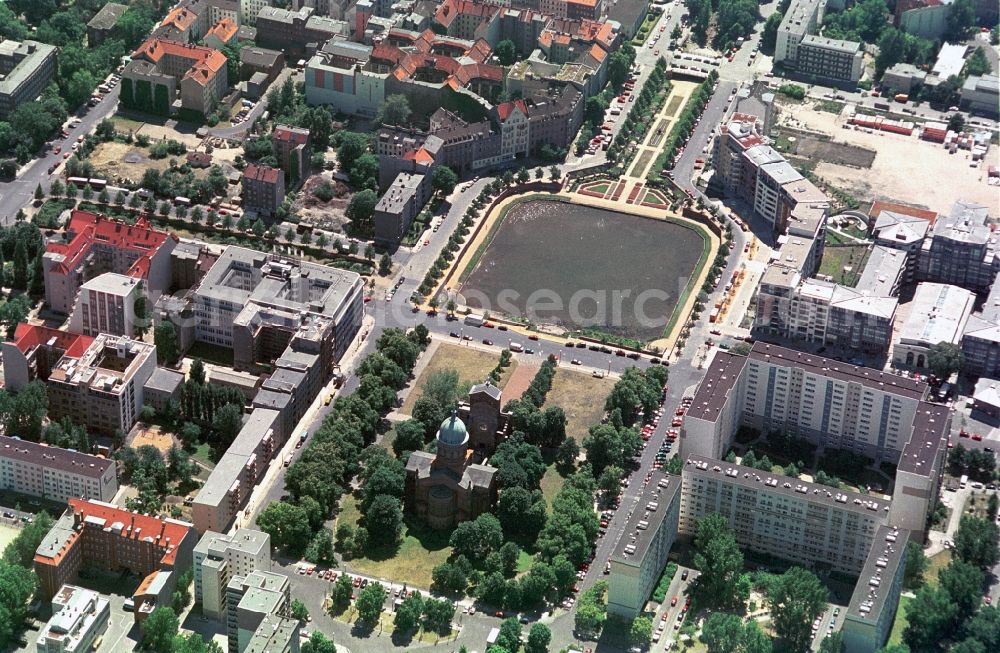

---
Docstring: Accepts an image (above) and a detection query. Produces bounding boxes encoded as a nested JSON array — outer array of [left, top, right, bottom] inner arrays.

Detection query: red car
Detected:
[[528, 334, 539, 341], [670, 596, 678, 606], [973, 434, 983, 441], [675, 407, 685, 416], [672, 418, 683, 427]]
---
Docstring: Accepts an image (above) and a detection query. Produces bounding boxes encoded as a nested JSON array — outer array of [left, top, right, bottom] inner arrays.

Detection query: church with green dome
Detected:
[[404, 383, 511, 529]]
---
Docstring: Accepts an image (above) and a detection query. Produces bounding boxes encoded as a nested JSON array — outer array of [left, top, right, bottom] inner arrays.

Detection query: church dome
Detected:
[[437, 413, 468, 447]]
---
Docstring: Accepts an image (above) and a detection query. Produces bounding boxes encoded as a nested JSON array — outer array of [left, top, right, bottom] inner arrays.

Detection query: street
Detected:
[[0, 85, 121, 225]]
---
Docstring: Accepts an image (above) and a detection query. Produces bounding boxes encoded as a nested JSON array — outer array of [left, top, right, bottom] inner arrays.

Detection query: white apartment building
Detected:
[[0, 436, 118, 504], [68, 273, 144, 338], [775, 0, 823, 65], [892, 282, 975, 370], [680, 455, 889, 575], [194, 529, 273, 620], [239, 0, 270, 24], [36, 585, 111, 653], [608, 472, 681, 618]]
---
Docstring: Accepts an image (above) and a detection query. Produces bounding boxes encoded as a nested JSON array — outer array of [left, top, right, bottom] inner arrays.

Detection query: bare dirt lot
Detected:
[[790, 134, 876, 168], [776, 101, 1000, 214], [543, 369, 615, 443], [129, 426, 176, 455], [90, 141, 173, 183]]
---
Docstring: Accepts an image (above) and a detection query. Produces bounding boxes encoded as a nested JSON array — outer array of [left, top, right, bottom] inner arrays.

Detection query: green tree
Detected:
[[450, 513, 504, 559], [255, 501, 312, 555], [928, 341, 964, 380], [355, 581, 386, 624], [629, 615, 653, 647], [525, 622, 551, 653], [361, 494, 403, 548], [818, 632, 845, 653], [140, 607, 179, 653], [2, 512, 54, 567], [301, 631, 336, 653], [495, 39, 517, 66], [378, 253, 392, 276], [346, 189, 378, 235], [598, 465, 624, 502], [392, 419, 425, 458], [394, 592, 423, 633], [904, 586, 958, 651], [946, 0, 976, 41], [761, 12, 782, 52], [767, 567, 828, 652], [939, 558, 985, 622], [954, 515, 1000, 568], [153, 322, 180, 364], [331, 574, 353, 609], [11, 238, 27, 290], [376, 94, 412, 126], [965, 47, 992, 77], [337, 132, 369, 173], [431, 165, 459, 195], [904, 541, 928, 590], [291, 598, 309, 621], [702, 613, 745, 653]]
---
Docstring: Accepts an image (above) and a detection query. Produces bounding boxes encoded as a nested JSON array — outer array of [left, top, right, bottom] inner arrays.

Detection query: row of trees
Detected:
[[902, 514, 999, 651], [948, 443, 997, 482], [605, 57, 670, 174], [257, 328, 429, 557], [0, 511, 55, 647], [647, 71, 718, 183], [685, 0, 759, 49]]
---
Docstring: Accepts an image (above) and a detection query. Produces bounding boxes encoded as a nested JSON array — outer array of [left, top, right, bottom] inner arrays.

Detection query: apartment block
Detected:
[[243, 614, 300, 653], [373, 172, 433, 249], [272, 125, 312, 184], [68, 273, 144, 338], [918, 201, 998, 292], [962, 280, 1000, 378], [774, 0, 823, 66], [241, 164, 285, 219], [143, 367, 185, 412], [892, 283, 975, 369], [87, 3, 129, 46], [33, 499, 197, 616], [608, 472, 681, 618], [43, 211, 176, 316], [45, 334, 157, 437], [0, 436, 118, 504], [682, 344, 950, 538], [871, 210, 930, 283], [191, 409, 281, 533], [842, 527, 909, 653], [194, 529, 272, 619], [226, 570, 291, 653], [254, 6, 348, 51], [680, 455, 888, 575], [0, 40, 57, 118], [126, 38, 229, 116], [35, 585, 111, 653], [795, 35, 864, 84], [1, 325, 94, 392], [961, 74, 999, 117]]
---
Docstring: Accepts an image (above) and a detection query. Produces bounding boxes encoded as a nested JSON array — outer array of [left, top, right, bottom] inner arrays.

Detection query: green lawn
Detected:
[[888, 595, 912, 645], [817, 244, 870, 286], [926, 550, 952, 588], [190, 441, 215, 468], [540, 465, 566, 513], [337, 495, 452, 589]]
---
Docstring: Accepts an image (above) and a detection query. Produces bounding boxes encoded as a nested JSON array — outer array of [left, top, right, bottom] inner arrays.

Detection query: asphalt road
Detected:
[[0, 85, 121, 225]]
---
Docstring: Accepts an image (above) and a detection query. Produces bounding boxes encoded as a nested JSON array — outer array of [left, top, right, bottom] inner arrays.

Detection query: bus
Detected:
[[464, 313, 484, 327]]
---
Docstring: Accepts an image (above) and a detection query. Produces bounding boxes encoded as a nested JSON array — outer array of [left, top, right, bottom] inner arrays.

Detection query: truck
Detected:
[[464, 313, 484, 327], [874, 101, 890, 111], [960, 474, 968, 489], [487, 627, 500, 647], [894, 93, 909, 103]]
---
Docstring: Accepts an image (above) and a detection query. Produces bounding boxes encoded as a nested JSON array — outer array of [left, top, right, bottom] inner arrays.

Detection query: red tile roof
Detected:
[[10, 324, 94, 358], [244, 163, 282, 185], [206, 17, 238, 44], [273, 125, 309, 145], [46, 210, 175, 279], [496, 99, 528, 122], [66, 498, 191, 567], [161, 6, 199, 33]]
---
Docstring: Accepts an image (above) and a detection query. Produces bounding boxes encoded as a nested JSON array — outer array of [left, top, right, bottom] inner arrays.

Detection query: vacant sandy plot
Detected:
[[130, 426, 176, 455], [0, 523, 19, 552], [399, 344, 515, 415], [544, 369, 615, 443], [90, 141, 173, 184], [779, 105, 1000, 214]]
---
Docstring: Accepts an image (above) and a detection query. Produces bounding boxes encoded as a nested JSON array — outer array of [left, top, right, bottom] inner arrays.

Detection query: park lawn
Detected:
[[543, 370, 615, 443], [399, 343, 516, 415], [643, 191, 667, 205], [540, 465, 566, 513], [516, 549, 534, 574], [817, 245, 870, 286], [337, 495, 452, 590], [190, 442, 215, 468], [926, 550, 952, 587], [889, 595, 912, 645]]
